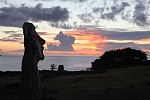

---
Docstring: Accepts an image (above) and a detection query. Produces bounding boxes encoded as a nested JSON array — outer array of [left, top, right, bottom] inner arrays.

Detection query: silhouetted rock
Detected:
[[21, 22, 45, 100]]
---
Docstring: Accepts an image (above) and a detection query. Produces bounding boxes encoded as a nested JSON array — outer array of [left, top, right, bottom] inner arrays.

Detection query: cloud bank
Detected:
[[99, 30, 150, 40], [76, 0, 150, 27], [0, 31, 23, 43], [0, 3, 69, 27]]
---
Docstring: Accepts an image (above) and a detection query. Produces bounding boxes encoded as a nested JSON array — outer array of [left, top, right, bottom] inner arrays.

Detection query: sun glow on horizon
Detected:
[[66, 30, 107, 55]]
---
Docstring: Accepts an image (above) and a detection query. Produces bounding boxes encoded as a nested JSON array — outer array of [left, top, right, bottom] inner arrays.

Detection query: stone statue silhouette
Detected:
[[20, 22, 45, 100]]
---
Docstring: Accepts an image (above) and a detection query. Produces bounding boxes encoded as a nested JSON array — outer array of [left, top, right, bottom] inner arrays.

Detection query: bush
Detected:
[[91, 47, 148, 71]]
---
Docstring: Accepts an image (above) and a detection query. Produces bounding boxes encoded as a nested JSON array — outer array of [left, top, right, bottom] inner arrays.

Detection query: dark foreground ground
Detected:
[[57, 87, 150, 100], [1, 84, 150, 100], [1, 65, 150, 100]]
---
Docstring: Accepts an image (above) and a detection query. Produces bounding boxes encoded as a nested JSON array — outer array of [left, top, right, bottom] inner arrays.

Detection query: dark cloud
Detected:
[[50, 21, 79, 29], [0, 3, 69, 27], [90, 28, 150, 55], [51, 22, 73, 29], [98, 29, 150, 40], [78, 13, 94, 23], [90, 1, 150, 26], [37, 32, 49, 35], [132, 1, 149, 26], [92, 7, 105, 14], [100, 2, 130, 21], [1, 30, 48, 43], [47, 31, 75, 51]]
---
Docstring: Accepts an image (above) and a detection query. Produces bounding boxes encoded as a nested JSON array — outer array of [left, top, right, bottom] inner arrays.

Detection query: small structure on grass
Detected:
[[57, 65, 64, 71]]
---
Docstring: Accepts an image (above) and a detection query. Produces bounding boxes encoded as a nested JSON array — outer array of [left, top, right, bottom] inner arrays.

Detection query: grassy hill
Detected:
[[42, 65, 150, 92], [0, 65, 150, 100]]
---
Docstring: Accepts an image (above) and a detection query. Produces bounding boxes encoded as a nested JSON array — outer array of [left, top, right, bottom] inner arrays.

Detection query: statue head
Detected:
[[22, 22, 45, 60], [22, 22, 36, 37]]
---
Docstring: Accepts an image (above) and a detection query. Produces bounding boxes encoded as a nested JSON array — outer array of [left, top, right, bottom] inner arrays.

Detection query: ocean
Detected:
[[0, 56, 98, 71]]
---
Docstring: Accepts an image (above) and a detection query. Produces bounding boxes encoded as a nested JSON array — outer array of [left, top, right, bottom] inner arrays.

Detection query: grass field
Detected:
[[1, 65, 150, 100], [42, 65, 150, 93]]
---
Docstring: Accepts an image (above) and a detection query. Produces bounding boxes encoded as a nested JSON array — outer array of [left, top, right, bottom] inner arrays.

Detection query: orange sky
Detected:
[[0, 28, 150, 56], [45, 30, 107, 56], [0, 29, 106, 56]]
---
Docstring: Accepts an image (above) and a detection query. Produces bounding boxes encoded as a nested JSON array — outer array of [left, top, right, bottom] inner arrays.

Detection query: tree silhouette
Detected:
[[91, 47, 147, 71], [50, 64, 57, 71]]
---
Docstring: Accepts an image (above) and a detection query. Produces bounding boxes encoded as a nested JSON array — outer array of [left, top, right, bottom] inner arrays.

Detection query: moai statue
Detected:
[[20, 22, 45, 100]]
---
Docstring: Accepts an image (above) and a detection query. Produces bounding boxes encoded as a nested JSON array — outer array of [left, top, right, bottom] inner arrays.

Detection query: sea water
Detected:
[[0, 55, 98, 71]]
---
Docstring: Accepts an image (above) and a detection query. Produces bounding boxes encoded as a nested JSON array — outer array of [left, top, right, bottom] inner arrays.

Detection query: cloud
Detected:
[[33, 0, 87, 3], [0, 31, 23, 43], [3, 31, 20, 34], [50, 22, 73, 29], [98, 29, 150, 40], [101, 2, 130, 21], [0, 3, 69, 27], [1, 30, 49, 43], [90, 0, 150, 26], [92, 28, 150, 55], [99, 2, 130, 21], [91, 1, 130, 21], [103, 42, 139, 51], [92, 7, 105, 14], [132, 1, 149, 26], [10, 49, 24, 53], [0, 0, 14, 6], [78, 13, 94, 23], [0, 0, 8, 5], [47, 31, 75, 51]]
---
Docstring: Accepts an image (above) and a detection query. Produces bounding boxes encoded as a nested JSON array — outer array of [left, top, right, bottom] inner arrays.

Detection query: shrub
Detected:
[[91, 47, 148, 71]]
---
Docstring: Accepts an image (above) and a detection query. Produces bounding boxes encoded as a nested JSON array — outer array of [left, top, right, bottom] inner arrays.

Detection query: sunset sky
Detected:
[[0, 0, 150, 56]]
